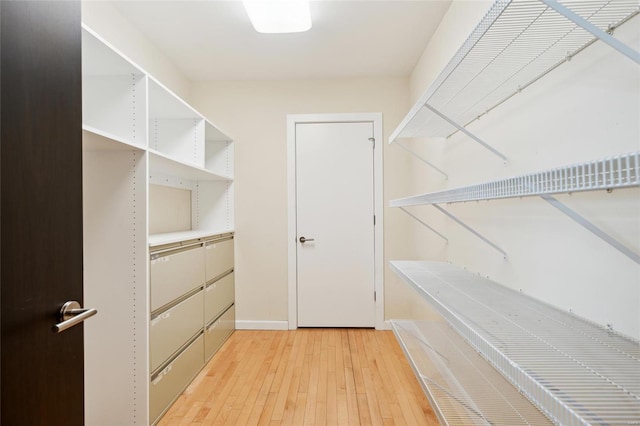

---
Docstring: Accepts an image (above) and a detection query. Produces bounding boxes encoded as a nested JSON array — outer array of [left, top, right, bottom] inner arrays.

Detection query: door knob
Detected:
[[299, 236, 315, 243], [54, 301, 98, 333]]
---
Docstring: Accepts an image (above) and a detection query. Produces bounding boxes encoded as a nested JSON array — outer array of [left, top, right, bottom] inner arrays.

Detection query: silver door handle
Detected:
[[54, 301, 98, 333], [299, 236, 315, 243]]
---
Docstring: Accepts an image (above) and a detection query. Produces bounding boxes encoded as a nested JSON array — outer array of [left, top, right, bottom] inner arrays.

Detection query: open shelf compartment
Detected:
[[149, 78, 205, 167], [391, 319, 553, 425], [205, 120, 234, 178], [389, 0, 639, 143], [391, 260, 640, 425], [82, 26, 147, 148]]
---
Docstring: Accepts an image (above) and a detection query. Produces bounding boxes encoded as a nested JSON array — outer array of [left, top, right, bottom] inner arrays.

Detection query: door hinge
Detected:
[[368, 137, 375, 149], [374, 291, 377, 302], [373, 215, 376, 226]]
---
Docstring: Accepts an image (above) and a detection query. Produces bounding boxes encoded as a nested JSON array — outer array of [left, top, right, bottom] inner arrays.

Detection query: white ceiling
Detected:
[[110, 0, 452, 81]]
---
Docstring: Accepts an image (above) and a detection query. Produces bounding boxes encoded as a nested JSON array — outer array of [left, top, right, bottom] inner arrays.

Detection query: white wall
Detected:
[[405, 2, 640, 338], [190, 78, 416, 324], [82, 1, 192, 100]]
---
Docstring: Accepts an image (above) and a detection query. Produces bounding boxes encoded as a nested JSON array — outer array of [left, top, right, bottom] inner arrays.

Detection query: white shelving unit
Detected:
[[81, 24, 235, 426], [391, 261, 640, 426], [389, 0, 639, 160], [388, 0, 640, 424]]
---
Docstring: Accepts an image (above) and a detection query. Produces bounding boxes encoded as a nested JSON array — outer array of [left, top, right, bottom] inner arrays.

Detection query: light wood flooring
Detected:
[[159, 329, 438, 425]]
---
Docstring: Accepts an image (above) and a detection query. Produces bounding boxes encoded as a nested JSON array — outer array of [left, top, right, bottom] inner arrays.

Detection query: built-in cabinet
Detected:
[[81, 24, 235, 425], [389, 1, 640, 425], [149, 234, 235, 424]]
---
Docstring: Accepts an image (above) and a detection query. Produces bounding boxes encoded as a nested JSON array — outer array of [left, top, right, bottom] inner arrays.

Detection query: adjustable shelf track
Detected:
[[391, 261, 640, 426]]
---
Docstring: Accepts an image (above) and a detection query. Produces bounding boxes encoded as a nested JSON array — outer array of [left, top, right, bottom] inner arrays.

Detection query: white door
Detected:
[[296, 121, 375, 327]]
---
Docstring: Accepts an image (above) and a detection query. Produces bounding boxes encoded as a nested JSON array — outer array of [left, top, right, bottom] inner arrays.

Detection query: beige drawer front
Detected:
[[150, 290, 204, 373], [204, 273, 234, 325], [205, 238, 234, 282], [205, 305, 235, 360], [150, 335, 204, 424], [150, 245, 205, 312]]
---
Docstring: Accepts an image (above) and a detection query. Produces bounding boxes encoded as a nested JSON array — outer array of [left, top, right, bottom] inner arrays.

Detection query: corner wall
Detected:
[[404, 1, 640, 338]]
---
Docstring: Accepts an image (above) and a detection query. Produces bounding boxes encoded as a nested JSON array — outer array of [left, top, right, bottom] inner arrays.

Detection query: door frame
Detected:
[[287, 113, 384, 330]]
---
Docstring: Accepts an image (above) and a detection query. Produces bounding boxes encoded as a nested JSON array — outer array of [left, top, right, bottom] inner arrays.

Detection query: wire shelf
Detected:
[[391, 319, 554, 425], [389, 0, 639, 143], [391, 261, 640, 426], [390, 151, 640, 207]]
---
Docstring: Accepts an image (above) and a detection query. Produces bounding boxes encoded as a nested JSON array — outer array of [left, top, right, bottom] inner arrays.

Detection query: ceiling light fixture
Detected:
[[242, 0, 312, 34]]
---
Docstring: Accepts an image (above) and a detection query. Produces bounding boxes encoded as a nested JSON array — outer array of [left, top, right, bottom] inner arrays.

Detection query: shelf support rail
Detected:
[[395, 142, 448, 179], [541, 195, 640, 265], [399, 207, 448, 242], [424, 104, 508, 162], [540, 0, 640, 65], [433, 204, 508, 259]]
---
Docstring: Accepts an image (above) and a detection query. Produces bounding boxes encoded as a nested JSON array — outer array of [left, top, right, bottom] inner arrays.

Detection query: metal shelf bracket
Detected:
[[433, 204, 507, 259], [540, 0, 640, 65], [541, 195, 640, 265], [424, 103, 508, 162], [395, 142, 448, 179], [399, 207, 448, 242]]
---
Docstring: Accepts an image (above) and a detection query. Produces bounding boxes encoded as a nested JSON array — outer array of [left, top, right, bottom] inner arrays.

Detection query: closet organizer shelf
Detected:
[[81, 22, 235, 426], [391, 320, 554, 426], [149, 149, 232, 182], [389, 0, 639, 144], [391, 261, 640, 426], [390, 151, 640, 207]]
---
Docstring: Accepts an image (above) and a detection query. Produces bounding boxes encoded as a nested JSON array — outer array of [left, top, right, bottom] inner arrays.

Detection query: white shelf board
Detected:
[[149, 149, 232, 183], [148, 78, 202, 120], [149, 229, 234, 247], [391, 319, 553, 426], [391, 260, 640, 426], [391, 151, 640, 207], [82, 25, 144, 77], [82, 125, 145, 152], [389, 0, 639, 143]]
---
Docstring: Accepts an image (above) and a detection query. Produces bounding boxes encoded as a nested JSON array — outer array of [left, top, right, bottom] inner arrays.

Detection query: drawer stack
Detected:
[[149, 233, 235, 424]]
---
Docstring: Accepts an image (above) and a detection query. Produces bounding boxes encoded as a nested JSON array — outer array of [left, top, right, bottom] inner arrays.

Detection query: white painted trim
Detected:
[[235, 320, 289, 331], [287, 113, 385, 330], [382, 320, 393, 331]]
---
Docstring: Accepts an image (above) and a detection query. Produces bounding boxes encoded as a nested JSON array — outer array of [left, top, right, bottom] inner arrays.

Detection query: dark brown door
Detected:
[[1, 1, 84, 424]]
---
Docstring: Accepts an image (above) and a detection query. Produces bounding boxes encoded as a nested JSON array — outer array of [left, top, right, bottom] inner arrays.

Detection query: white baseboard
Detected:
[[235, 320, 289, 330]]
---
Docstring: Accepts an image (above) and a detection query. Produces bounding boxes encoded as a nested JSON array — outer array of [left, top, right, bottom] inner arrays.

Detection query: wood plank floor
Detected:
[[158, 329, 438, 425]]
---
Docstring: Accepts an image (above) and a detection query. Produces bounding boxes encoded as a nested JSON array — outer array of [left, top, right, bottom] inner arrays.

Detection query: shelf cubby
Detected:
[[82, 26, 147, 148], [149, 78, 205, 167], [205, 120, 234, 178]]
